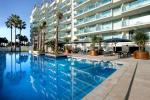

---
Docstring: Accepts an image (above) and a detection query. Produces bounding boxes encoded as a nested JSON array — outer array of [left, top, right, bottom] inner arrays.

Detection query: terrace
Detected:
[[69, 54, 150, 100]]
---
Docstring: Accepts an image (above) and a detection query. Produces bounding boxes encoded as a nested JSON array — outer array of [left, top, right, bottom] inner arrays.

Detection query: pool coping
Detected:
[[82, 59, 137, 100], [69, 55, 137, 100]]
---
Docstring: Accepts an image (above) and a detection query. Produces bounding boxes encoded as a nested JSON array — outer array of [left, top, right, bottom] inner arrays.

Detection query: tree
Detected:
[[16, 34, 23, 46], [31, 26, 39, 50], [5, 17, 13, 51], [133, 31, 149, 52], [22, 36, 28, 46], [3, 37, 8, 46], [38, 25, 43, 51], [55, 0, 63, 54], [0, 37, 8, 47], [46, 39, 64, 53], [91, 35, 98, 50], [97, 36, 103, 50], [40, 21, 47, 52], [64, 38, 70, 44], [18, 20, 26, 52], [10, 14, 20, 51]]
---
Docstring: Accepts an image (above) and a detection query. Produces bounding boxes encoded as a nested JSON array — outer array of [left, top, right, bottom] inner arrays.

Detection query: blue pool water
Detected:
[[0, 52, 121, 100]]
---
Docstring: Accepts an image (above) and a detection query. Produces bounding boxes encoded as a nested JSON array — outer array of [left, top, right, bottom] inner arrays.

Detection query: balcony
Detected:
[[121, 0, 150, 18], [76, 23, 112, 36], [123, 0, 150, 12], [60, 24, 71, 32], [75, 0, 86, 6], [64, 10, 71, 16], [75, 0, 93, 10], [120, 16, 150, 31], [76, 10, 112, 27], [59, 32, 71, 38], [75, 0, 112, 18], [61, 0, 71, 9], [61, 18, 71, 24], [48, 28, 56, 33]]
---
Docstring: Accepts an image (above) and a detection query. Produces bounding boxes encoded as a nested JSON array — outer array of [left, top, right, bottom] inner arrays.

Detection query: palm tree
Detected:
[[5, 17, 13, 51], [18, 20, 26, 52], [11, 14, 20, 52], [38, 25, 43, 52], [40, 21, 47, 52], [31, 27, 39, 50], [133, 31, 149, 52], [91, 35, 98, 50], [97, 36, 103, 50], [55, 0, 63, 54], [37, 26, 41, 51], [22, 36, 28, 46]]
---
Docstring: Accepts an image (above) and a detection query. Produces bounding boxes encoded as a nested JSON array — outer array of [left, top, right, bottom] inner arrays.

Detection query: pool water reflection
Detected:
[[0, 53, 120, 100]]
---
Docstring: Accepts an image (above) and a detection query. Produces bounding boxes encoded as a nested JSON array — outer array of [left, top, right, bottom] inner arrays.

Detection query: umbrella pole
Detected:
[[114, 43, 117, 53]]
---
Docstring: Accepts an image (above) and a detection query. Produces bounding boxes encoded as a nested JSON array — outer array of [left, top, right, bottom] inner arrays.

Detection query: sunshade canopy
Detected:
[[103, 38, 131, 43]]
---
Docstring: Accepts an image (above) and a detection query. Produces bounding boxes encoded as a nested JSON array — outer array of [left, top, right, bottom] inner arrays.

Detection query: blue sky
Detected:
[[0, 0, 42, 42]]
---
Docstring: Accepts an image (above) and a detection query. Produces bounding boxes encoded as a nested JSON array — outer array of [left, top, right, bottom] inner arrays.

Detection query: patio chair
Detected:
[[103, 47, 114, 56], [118, 45, 130, 58], [72, 48, 80, 53]]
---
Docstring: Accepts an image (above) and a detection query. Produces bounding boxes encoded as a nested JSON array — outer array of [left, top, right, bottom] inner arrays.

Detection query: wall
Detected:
[[0, 46, 29, 52]]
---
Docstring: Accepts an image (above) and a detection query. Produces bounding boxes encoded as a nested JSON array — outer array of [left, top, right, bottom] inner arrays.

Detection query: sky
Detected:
[[0, 0, 42, 42]]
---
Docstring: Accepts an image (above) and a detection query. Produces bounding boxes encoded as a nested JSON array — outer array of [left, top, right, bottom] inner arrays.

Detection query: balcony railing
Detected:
[[123, 0, 150, 12], [75, 17, 150, 35], [75, 0, 86, 6], [75, 0, 111, 16], [76, 10, 112, 26], [76, 23, 112, 34]]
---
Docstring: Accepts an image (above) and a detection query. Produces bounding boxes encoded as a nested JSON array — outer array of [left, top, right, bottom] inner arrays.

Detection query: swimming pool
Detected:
[[0, 52, 121, 100]]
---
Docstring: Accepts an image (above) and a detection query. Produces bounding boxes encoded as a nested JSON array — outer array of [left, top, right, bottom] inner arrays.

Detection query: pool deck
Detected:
[[70, 54, 150, 100]]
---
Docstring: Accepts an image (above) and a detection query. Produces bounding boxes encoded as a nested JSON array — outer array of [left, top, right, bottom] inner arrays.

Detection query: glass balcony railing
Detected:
[[101, 23, 112, 31], [122, 19, 150, 27], [123, 0, 150, 12], [76, 0, 86, 6], [77, 19, 150, 35], [76, 0, 111, 16], [76, 10, 112, 25], [60, 24, 71, 31], [60, 0, 71, 8], [76, 22, 112, 34], [59, 32, 71, 37]]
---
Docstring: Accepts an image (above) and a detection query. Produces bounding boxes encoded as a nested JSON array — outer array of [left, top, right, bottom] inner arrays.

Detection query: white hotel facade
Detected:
[[30, 0, 150, 50]]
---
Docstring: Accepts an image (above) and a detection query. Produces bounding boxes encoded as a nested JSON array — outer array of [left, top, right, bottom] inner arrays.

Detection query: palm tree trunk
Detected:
[[43, 32, 45, 52], [19, 29, 22, 52], [15, 27, 16, 52], [37, 33, 39, 51], [55, 20, 59, 55], [40, 33, 42, 51], [33, 34, 35, 51], [11, 27, 13, 52]]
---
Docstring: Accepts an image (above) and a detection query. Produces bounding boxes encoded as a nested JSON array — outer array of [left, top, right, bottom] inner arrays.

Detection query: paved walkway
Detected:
[[69, 54, 150, 100], [128, 60, 150, 100], [69, 54, 119, 61]]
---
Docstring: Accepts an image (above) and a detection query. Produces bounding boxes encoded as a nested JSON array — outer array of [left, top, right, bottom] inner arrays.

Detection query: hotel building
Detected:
[[30, 0, 150, 51]]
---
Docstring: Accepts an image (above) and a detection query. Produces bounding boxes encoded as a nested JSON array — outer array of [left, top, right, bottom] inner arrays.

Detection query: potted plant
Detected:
[[65, 45, 71, 55], [133, 31, 149, 60], [90, 35, 98, 56]]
